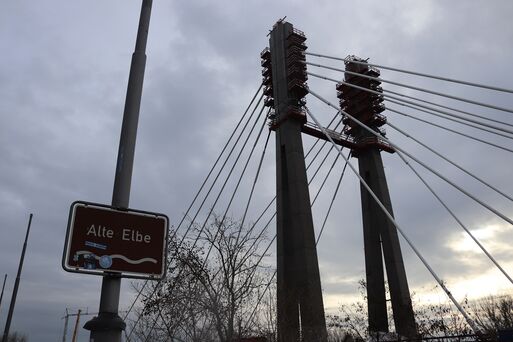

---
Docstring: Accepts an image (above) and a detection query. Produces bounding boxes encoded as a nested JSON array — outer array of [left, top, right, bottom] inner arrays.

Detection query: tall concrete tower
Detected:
[[336, 56, 417, 338], [262, 20, 327, 342]]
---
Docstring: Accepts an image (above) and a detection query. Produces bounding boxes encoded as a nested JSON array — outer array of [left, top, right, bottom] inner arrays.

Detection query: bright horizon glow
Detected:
[[322, 221, 513, 314]]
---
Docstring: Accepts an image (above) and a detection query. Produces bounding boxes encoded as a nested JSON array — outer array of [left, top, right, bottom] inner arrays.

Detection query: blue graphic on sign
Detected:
[[85, 241, 107, 250], [99, 255, 113, 269]]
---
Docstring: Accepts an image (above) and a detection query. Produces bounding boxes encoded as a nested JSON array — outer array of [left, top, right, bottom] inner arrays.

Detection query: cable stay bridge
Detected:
[[121, 20, 513, 342]]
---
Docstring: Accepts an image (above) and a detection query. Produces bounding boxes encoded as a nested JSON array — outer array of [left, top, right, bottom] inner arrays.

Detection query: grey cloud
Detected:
[[1, 0, 513, 340]]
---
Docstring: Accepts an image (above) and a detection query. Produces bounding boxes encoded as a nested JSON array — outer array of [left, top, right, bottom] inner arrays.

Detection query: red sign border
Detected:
[[62, 200, 169, 280]]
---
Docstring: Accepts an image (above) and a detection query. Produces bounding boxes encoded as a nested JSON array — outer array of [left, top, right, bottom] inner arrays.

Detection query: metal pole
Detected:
[[83, 1, 152, 341], [62, 309, 69, 342], [0, 274, 7, 314], [1, 213, 33, 342], [71, 309, 81, 342]]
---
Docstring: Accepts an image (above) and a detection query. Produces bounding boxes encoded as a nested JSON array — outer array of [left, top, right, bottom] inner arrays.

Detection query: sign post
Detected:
[[78, 1, 154, 341]]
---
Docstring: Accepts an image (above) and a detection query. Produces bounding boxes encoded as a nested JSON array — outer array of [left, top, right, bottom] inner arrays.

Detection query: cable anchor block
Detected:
[[336, 55, 391, 154], [261, 47, 274, 109]]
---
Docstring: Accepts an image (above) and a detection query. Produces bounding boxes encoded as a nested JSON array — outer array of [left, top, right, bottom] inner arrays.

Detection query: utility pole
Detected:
[[0, 274, 6, 314], [263, 20, 327, 341], [83, 1, 153, 341], [336, 56, 417, 338], [62, 309, 69, 342], [71, 309, 81, 342], [1, 214, 33, 342]]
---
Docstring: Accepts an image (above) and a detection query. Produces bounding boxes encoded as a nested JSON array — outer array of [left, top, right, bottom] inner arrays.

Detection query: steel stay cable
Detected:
[[234, 130, 272, 248], [227, 111, 344, 272], [387, 107, 513, 154], [306, 118, 344, 170], [305, 51, 513, 95], [172, 110, 270, 340], [395, 151, 513, 285], [246, 147, 347, 331], [218, 131, 272, 305], [196, 119, 346, 338], [308, 87, 513, 227], [316, 156, 349, 244], [232, 229, 277, 307], [386, 120, 513, 202], [123, 281, 147, 322], [128, 246, 215, 341], [304, 105, 481, 333], [145, 105, 265, 340], [129, 95, 264, 337], [221, 131, 340, 279], [235, 211, 277, 276], [123, 86, 263, 335], [240, 120, 347, 330], [305, 137, 321, 159], [311, 150, 340, 206], [201, 134, 347, 335], [307, 139, 330, 170], [143, 103, 268, 340], [231, 130, 345, 276], [130, 99, 339, 340], [171, 84, 264, 243], [173, 95, 266, 257], [230, 113, 346, 269], [306, 61, 513, 116], [309, 120, 351, 206], [128, 95, 266, 341], [386, 98, 513, 142], [243, 149, 350, 332], [242, 140, 350, 333], [123, 281, 149, 340], [198, 107, 270, 269], [305, 110, 341, 159], [382, 87, 513, 129], [139, 107, 343, 339], [308, 71, 513, 136], [201, 202, 277, 309], [237, 142, 344, 279], [163, 100, 266, 278], [132, 94, 266, 340], [309, 145, 335, 183], [125, 280, 168, 341], [148, 281, 180, 339], [242, 270, 276, 334], [242, 96, 510, 333]]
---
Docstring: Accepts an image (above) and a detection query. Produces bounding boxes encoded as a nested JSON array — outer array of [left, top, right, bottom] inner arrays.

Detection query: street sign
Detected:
[[62, 201, 168, 279]]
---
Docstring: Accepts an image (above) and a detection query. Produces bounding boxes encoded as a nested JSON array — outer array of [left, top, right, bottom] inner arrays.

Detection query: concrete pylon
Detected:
[[338, 56, 417, 338], [268, 20, 327, 342], [357, 130, 417, 337]]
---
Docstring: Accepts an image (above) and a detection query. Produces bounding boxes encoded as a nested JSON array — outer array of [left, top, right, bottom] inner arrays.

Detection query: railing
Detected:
[[303, 121, 353, 143], [370, 333, 495, 342], [292, 27, 306, 38]]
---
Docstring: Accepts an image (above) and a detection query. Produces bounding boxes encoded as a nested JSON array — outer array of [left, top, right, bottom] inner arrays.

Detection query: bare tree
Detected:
[[131, 214, 270, 342], [414, 292, 472, 337], [130, 233, 217, 341], [4, 333, 27, 342], [189, 214, 270, 341], [330, 280, 513, 340], [471, 295, 513, 335], [244, 277, 277, 341]]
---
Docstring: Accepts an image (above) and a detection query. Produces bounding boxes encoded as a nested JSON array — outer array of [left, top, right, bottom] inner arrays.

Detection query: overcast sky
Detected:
[[1, 1, 513, 341]]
